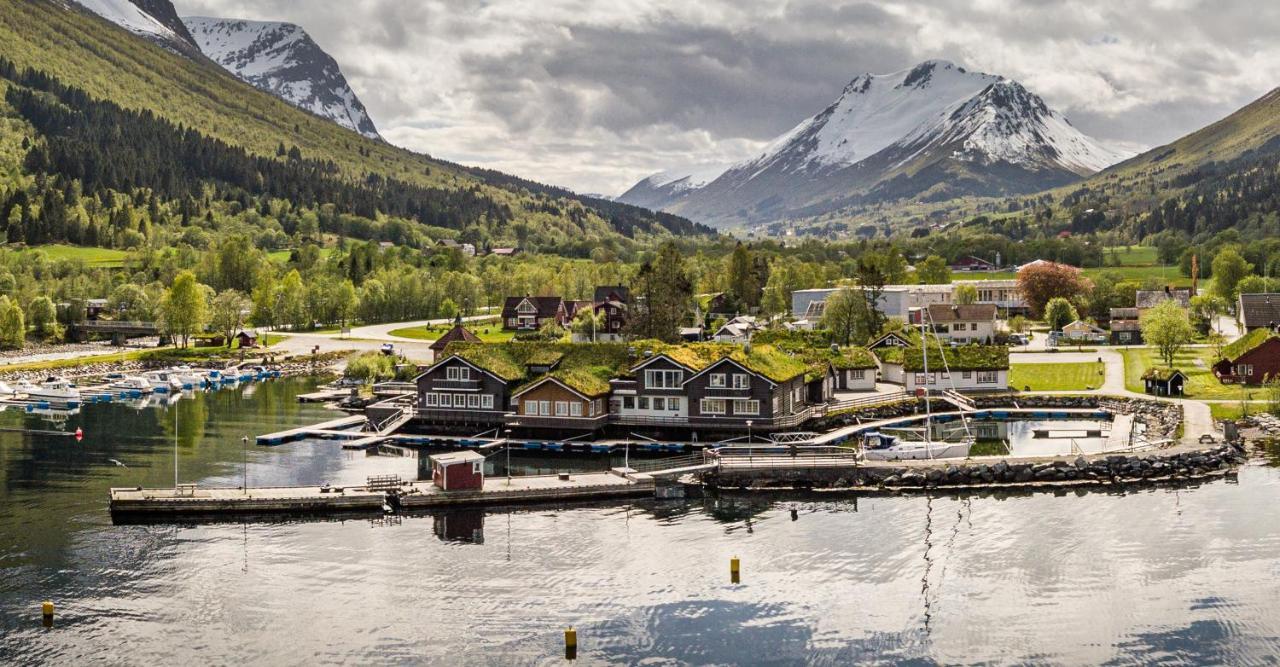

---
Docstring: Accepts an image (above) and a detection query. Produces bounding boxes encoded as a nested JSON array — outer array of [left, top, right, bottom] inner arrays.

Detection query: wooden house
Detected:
[[234, 329, 260, 348], [501, 296, 567, 331], [1142, 368, 1187, 396], [428, 317, 481, 355], [508, 375, 610, 431], [875, 345, 1009, 393], [413, 352, 515, 427], [1213, 329, 1280, 384], [1237, 293, 1280, 332]]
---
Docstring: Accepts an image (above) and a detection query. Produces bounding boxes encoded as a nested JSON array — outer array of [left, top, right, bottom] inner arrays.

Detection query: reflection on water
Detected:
[[917, 418, 1126, 456], [2, 377, 1280, 663]]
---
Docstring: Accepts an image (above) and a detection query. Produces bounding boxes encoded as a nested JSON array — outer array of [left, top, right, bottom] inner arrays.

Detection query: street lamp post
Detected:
[[746, 420, 753, 445], [504, 427, 513, 485], [242, 436, 249, 493]]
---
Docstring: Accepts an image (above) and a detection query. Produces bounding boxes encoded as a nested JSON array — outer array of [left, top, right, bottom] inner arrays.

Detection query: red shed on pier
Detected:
[[430, 451, 485, 491]]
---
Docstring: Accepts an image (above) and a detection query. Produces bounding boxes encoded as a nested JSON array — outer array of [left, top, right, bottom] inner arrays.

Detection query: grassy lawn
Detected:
[[1009, 361, 1105, 391], [1119, 347, 1249, 400], [267, 247, 335, 263], [1103, 245, 1158, 266], [389, 318, 512, 343], [17, 245, 130, 267]]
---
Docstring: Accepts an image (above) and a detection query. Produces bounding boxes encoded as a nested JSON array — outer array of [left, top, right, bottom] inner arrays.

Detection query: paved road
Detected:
[[268, 313, 496, 364]]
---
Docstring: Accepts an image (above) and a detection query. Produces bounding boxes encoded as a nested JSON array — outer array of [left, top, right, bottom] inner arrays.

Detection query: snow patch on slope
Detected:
[[75, 0, 177, 40], [183, 16, 380, 140]]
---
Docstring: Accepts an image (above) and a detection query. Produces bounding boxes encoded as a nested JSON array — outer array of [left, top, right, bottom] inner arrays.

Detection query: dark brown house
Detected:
[[501, 296, 567, 331], [1213, 329, 1280, 384], [684, 357, 808, 430], [414, 355, 513, 426]]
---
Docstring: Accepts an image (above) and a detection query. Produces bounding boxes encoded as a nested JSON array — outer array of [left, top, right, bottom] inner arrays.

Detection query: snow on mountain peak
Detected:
[[183, 16, 381, 140]]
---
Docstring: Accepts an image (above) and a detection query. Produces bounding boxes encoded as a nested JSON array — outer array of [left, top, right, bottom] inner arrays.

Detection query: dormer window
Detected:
[[517, 299, 537, 314]]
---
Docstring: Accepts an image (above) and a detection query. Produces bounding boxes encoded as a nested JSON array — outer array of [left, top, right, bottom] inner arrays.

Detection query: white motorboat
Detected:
[[17, 376, 82, 405], [167, 365, 204, 389], [106, 374, 153, 394], [0, 381, 16, 397], [141, 370, 183, 394]]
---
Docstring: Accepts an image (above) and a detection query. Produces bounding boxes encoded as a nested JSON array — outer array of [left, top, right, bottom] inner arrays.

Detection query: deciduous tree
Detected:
[[1141, 300, 1194, 367]]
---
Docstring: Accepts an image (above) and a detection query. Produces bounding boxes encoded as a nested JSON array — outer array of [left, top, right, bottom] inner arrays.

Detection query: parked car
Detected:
[[1007, 333, 1029, 346]]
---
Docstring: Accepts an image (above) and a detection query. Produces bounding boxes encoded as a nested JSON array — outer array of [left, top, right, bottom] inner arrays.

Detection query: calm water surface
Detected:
[[2, 377, 1280, 664]]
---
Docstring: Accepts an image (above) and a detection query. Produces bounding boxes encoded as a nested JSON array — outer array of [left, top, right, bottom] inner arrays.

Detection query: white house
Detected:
[[711, 316, 760, 343], [874, 345, 1009, 393], [916, 304, 997, 344]]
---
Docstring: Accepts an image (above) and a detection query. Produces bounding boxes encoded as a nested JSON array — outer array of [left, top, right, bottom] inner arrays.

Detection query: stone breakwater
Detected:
[[706, 444, 1247, 492]]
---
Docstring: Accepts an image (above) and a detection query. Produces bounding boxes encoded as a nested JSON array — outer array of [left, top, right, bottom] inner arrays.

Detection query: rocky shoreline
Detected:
[[705, 443, 1247, 492]]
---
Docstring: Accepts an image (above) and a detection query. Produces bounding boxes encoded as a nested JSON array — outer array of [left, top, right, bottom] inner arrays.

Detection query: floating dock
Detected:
[[109, 471, 655, 517]]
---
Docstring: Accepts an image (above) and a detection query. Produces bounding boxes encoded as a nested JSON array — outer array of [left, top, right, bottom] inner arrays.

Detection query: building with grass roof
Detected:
[[875, 344, 1009, 393], [1213, 328, 1280, 384]]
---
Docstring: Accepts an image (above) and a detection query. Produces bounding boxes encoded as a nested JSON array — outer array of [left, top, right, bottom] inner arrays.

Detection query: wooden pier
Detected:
[[109, 470, 654, 517]]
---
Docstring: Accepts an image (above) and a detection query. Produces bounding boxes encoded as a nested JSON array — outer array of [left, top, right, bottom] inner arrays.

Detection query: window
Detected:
[[423, 393, 438, 407], [638, 396, 650, 410], [570, 402, 583, 417], [710, 373, 726, 388], [914, 373, 927, 385], [446, 366, 471, 381], [555, 401, 569, 416], [466, 394, 480, 409], [977, 371, 998, 384], [472, 461, 482, 475], [849, 369, 866, 381], [700, 398, 727, 414], [481, 395, 493, 409], [623, 396, 635, 409], [517, 300, 536, 313], [645, 369, 683, 388], [732, 374, 749, 389], [669, 397, 681, 411], [962, 371, 972, 379], [651, 397, 664, 411], [733, 399, 759, 415], [1238, 364, 1253, 377], [506, 318, 517, 327]]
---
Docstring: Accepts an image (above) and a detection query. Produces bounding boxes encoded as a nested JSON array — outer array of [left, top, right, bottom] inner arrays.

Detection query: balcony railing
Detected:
[[503, 413, 610, 429]]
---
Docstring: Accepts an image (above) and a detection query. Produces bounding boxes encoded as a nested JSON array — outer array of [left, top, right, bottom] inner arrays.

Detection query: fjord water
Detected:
[[3, 378, 1280, 664]]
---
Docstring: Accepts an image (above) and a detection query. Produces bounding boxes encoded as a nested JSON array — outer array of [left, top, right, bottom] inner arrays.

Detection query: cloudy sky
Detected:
[[176, 0, 1280, 195]]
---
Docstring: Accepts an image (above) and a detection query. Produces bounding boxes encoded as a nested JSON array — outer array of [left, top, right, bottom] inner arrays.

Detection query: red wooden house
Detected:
[[1213, 329, 1280, 385]]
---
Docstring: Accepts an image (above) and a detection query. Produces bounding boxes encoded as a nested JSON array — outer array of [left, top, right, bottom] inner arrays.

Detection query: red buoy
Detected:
[[74, 427, 83, 442]]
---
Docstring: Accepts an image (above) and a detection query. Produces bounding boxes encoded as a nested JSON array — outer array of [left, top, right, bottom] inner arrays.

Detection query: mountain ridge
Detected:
[[183, 16, 382, 141], [621, 60, 1125, 228]]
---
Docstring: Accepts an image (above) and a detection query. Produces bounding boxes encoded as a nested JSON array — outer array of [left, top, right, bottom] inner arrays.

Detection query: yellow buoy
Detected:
[[41, 600, 54, 627], [565, 627, 578, 659], [730, 556, 741, 583]]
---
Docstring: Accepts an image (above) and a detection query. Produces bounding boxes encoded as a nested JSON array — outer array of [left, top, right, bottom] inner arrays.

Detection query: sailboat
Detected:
[[862, 318, 975, 461]]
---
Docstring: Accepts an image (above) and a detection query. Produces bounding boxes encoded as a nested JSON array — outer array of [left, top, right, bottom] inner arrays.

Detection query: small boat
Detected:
[[141, 371, 183, 394], [204, 369, 235, 385], [17, 376, 82, 406], [0, 381, 16, 397], [106, 374, 153, 395], [167, 366, 204, 389]]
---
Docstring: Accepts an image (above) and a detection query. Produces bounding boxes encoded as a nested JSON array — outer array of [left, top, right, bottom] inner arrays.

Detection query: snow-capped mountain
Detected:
[[616, 164, 728, 212], [620, 60, 1125, 227], [183, 17, 381, 140], [70, 0, 201, 56]]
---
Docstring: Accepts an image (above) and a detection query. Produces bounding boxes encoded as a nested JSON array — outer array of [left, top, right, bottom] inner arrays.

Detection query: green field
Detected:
[[17, 245, 130, 267], [389, 319, 514, 343], [1120, 347, 1244, 400], [268, 247, 335, 264], [1008, 361, 1106, 391]]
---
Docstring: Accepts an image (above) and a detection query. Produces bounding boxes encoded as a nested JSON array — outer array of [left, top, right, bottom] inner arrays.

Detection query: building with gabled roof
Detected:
[[1237, 293, 1280, 332]]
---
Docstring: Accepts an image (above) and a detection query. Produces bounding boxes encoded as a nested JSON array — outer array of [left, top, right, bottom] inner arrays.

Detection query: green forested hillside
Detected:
[[0, 0, 710, 251]]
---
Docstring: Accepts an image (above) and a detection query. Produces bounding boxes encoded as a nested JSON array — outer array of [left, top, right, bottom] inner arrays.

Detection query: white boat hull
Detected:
[[863, 441, 972, 461]]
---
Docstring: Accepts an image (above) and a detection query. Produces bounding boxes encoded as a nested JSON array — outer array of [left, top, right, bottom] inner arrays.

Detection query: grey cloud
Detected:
[[175, 0, 1280, 194]]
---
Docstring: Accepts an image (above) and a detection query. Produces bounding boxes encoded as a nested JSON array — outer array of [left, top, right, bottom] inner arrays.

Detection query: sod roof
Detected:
[[874, 344, 1008, 371], [1220, 328, 1280, 361], [630, 340, 809, 383], [1141, 367, 1187, 382]]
